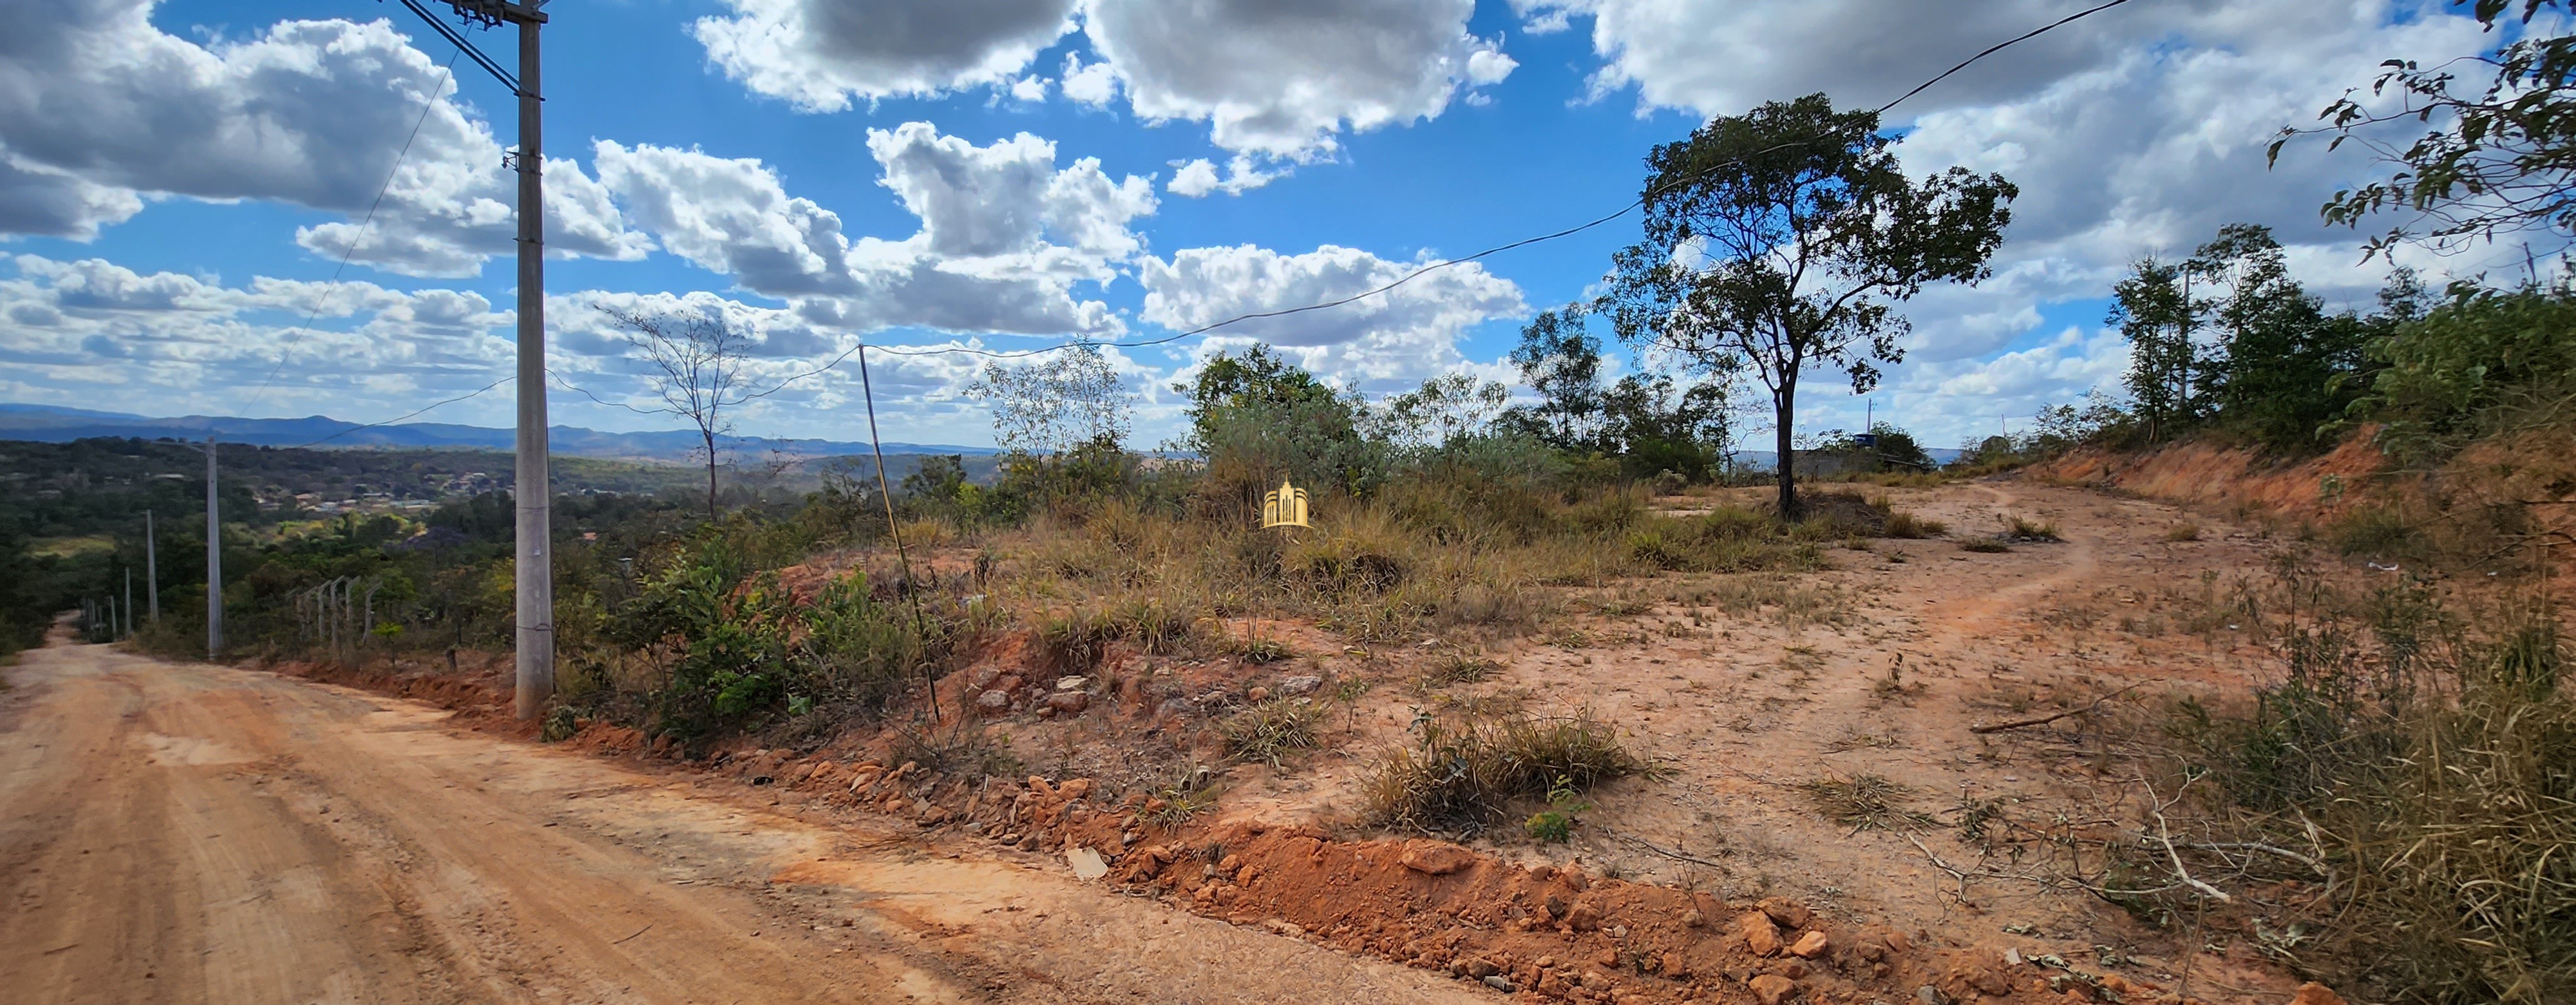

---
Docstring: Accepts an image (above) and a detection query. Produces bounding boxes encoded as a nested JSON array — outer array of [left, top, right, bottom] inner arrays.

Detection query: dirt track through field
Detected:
[[0, 635, 1487, 1004]]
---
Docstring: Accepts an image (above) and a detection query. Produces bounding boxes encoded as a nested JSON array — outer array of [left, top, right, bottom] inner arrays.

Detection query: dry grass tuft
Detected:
[[1420, 651, 1502, 689], [1799, 773, 1932, 832], [1220, 698, 1322, 765], [1361, 709, 1645, 834], [2000, 513, 2063, 541], [1882, 510, 1949, 539]]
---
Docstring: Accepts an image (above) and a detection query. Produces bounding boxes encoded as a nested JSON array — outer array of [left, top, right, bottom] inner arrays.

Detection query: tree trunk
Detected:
[[1774, 378, 1799, 520], [703, 430, 718, 521]]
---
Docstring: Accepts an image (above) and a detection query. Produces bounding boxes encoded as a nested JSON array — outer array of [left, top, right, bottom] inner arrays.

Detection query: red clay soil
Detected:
[[267, 650, 2206, 1005], [2029, 435, 2385, 522]]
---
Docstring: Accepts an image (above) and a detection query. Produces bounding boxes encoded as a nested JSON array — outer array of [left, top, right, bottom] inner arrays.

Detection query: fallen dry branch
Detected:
[[1968, 682, 2147, 734], [1605, 829, 1730, 871]]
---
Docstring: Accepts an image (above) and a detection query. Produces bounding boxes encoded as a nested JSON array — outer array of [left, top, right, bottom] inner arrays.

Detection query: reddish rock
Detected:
[[2289, 984, 2349, 1005], [1564, 900, 1603, 931], [1788, 930, 1830, 959], [1963, 966, 2012, 997], [1749, 973, 1797, 1005], [1399, 841, 1476, 876], [1736, 912, 1783, 957], [976, 689, 1011, 714], [1759, 897, 1814, 930], [1047, 691, 1090, 714]]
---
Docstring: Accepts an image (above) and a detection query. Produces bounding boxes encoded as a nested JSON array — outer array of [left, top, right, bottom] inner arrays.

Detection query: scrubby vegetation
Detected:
[[2137, 559, 2575, 1004], [1362, 707, 1645, 835]]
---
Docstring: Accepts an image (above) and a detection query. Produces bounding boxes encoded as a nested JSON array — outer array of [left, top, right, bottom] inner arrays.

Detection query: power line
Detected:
[[285, 375, 514, 449], [243, 46, 463, 412], [247, 0, 2141, 437], [756, 0, 2143, 367]]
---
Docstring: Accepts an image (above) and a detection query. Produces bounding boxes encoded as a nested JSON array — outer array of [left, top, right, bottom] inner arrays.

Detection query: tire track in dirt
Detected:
[[0, 632, 1490, 1004]]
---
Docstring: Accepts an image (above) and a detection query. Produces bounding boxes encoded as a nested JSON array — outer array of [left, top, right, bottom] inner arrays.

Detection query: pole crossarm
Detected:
[[388, 0, 544, 97]]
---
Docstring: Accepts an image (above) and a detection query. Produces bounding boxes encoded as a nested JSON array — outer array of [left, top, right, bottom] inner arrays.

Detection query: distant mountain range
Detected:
[[0, 403, 998, 463]]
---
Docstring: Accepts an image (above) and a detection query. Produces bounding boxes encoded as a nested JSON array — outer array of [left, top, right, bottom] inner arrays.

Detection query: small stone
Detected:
[[1246, 686, 1270, 702], [1965, 968, 2012, 997], [1481, 976, 1515, 993], [1066, 846, 1109, 881], [1278, 674, 1322, 696], [1046, 691, 1090, 714], [976, 689, 1012, 714], [1681, 908, 1707, 928], [1399, 841, 1476, 876], [2289, 984, 2349, 1005], [1034, 705, 1056, 718], [1736, 912, 1783, 957], [1789, 930, 1829, 959], [971, 666, 1002, 689], [1059, 778, 1094, 801], [1759, 897, 1813, 930], [1915, 986, 1948, 1005], [1565, 901, 1603, 932], [1748, 973, 1797, 1005], [1542, 893, 1569, 919], [1464, 959, 1500, 978], [995, 675, 1023, 694], [1055, 676, 1088, 691]]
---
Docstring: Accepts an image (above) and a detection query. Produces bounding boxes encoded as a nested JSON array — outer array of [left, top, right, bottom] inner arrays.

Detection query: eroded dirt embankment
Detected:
[[2027, 435, 2385, 521], [275, 646, 2166, 1005], [229, 475, 2382, 1005]]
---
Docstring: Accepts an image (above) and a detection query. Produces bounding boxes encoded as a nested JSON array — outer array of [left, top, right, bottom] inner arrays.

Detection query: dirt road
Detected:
[[0, 635, 1486, 1004]]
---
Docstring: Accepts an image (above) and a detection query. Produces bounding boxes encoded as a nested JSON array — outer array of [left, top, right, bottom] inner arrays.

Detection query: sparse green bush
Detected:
[[2150, 558, 2576, 1004]]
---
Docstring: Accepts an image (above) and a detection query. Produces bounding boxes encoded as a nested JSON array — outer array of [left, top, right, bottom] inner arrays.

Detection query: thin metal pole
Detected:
[[205, 434, 222, 658], [512, 11, 553, 719], [124, 568, 133, 639], [146, 510, 158, 622], [857, 344, 938, 723]]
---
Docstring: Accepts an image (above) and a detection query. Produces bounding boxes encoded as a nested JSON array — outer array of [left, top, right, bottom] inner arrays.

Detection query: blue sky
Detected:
[[0, 0, 2525, 450]]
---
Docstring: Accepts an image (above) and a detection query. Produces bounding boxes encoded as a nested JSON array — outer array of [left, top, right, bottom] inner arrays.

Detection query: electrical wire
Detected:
[[248, 0, 2143, 436], [758, 0, 2143, 367], [241, 46, 463, 412], [285, 375, 514, 449]]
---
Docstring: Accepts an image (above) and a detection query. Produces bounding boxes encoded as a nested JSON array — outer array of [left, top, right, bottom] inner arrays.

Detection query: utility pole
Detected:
[[124, 568, 133, 639], [145, 510, 158, 622], [205, 434, 222, 658], [506, 0, 554, 719], [399, 0, 552, 715]]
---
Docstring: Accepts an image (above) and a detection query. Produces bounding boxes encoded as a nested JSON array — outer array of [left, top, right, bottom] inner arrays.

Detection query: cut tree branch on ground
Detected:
[[1969, 682, 2148, 734]]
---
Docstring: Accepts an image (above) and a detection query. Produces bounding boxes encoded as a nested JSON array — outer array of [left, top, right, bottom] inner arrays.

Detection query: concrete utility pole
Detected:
[[506, 1, 554, 719], [205, 434, 222, 658], [401, 0, 552, 716], [146, 510, 158, 622]]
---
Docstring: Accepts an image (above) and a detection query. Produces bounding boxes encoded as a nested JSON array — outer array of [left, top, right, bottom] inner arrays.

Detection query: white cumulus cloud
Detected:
[[0, 1, 647, 276]]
